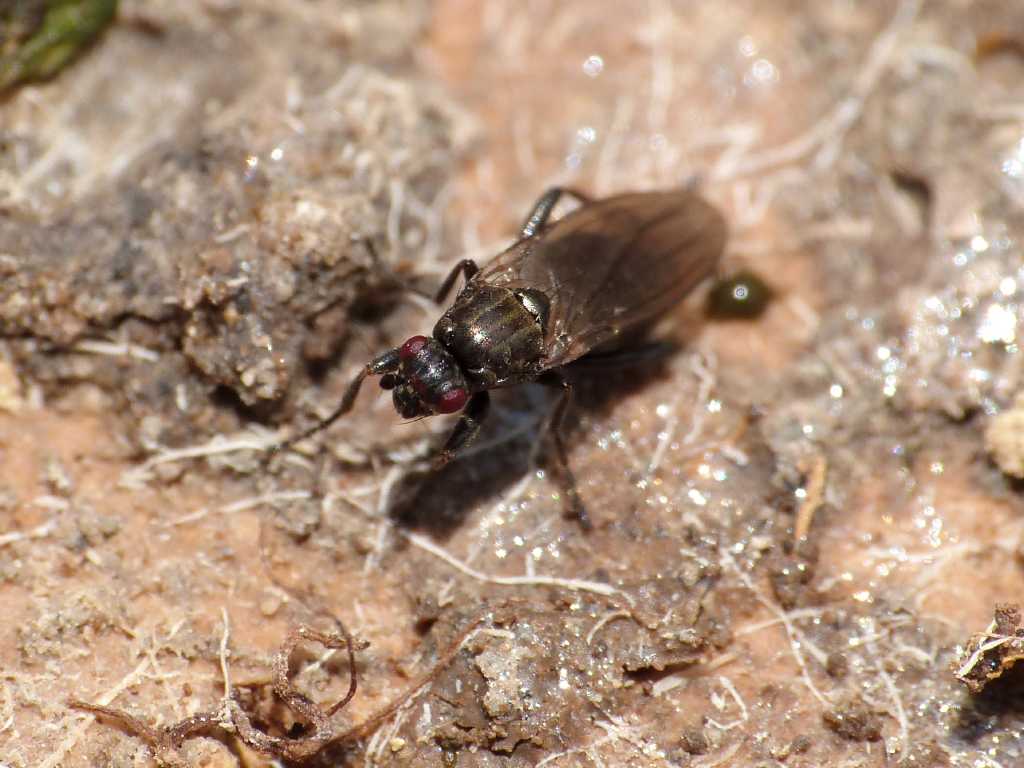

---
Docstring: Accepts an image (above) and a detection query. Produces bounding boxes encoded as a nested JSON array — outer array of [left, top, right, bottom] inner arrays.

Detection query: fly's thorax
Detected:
[[379, 335, 469, 418], [433, 283, 549, 384]]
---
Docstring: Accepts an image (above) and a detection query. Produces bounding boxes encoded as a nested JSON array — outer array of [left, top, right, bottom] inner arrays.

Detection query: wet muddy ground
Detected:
[[2, 1, 1024, 766]]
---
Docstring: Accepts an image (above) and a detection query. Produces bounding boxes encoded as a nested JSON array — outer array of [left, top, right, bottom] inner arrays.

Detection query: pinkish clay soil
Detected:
[[2, 1, 1024, 767]]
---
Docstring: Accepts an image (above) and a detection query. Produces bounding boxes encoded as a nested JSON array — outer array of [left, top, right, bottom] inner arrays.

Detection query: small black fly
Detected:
[[276, 187, 728, 528]]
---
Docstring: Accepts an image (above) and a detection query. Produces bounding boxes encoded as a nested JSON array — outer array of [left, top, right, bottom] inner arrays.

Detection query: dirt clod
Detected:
[[822, 697, 884, 742], [954, 603, 1024, 694], [678, 726, 711, 755]]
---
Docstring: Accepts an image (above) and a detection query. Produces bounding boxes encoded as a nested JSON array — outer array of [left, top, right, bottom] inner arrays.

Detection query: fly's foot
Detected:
[[561, 488, 592, 531], [433, 450, 454, 470]]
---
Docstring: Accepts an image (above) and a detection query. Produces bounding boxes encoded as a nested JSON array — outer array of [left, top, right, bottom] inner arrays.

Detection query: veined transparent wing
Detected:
[[474, 190, 727, 366]]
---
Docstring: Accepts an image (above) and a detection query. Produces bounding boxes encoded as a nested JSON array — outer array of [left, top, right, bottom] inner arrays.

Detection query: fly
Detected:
[[276, 187, 728, 529]]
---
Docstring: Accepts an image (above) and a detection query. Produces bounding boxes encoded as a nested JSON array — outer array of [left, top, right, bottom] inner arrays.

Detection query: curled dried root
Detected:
[[70, 623, 364, 763], [70, 614, 486, 763]]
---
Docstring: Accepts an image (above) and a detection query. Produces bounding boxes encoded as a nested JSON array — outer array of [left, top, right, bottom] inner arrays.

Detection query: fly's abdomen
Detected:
[[434, 283, 547, 385]]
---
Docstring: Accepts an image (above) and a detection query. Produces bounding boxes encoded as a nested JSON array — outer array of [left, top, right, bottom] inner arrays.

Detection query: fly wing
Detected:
[[476, 190, 727, 366]]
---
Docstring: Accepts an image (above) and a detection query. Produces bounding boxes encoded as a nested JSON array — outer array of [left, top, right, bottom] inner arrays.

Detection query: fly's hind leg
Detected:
[[520, 188, 593, 239], [434, 391, 490, 468], [537, 372, 590, 530]]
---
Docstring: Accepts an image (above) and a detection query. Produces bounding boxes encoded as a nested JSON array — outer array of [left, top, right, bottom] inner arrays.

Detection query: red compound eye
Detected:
[[399, 335, 429, 361], [437, 387, 468, 414]]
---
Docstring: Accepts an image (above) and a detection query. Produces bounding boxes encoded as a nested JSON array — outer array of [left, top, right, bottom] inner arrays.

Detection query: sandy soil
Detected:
[[1, 1, 1024, 766]]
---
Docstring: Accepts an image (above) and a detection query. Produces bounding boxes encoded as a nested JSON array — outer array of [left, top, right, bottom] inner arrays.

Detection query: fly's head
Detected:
[[379, 335, 470, 418]]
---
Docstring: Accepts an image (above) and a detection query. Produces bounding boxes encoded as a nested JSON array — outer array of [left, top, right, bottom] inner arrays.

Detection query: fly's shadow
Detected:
[[386, 340, 680, 536]]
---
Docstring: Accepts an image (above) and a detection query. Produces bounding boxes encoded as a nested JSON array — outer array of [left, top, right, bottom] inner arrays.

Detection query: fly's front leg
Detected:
[[538, 372, 590, 530], [435, 259, 480, 304], [272, 348, 400, 455], [519, 187, 593, 239], [434, 391, 490, 468]]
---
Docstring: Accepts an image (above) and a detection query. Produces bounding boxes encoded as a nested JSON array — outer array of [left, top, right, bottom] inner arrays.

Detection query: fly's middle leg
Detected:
[[434, 391, 490, 467], [519, 187, 593, 238], [538, 371, 591, 530]]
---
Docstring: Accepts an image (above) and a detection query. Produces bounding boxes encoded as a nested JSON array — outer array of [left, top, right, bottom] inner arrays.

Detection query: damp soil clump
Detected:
[[1, 0, 468, 453]]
